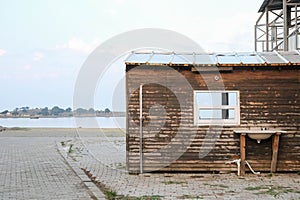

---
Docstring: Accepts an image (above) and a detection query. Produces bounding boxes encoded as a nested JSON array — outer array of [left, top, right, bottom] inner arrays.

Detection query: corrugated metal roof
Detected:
[[258, 52, 288, 64], [194, 54, 216, 65], [172, 54, 194, 64], [126, 53, 151, 63], [277, 51, 300, 63], [216, 53, 240, 65], [125, 51, 300, 67], [237, 53, 264, 64], [258, 0, 300, 12], [148, 54, 170, 64]]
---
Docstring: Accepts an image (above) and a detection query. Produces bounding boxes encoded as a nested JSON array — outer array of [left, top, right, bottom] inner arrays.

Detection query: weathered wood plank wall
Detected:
[[126, 65, 300, 173]]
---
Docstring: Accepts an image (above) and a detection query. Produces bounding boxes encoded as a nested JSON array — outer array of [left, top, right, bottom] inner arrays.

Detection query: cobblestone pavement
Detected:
[[1, 129, 299, 200], [0, 130, 98, 200], [68, 136, 300, 200]]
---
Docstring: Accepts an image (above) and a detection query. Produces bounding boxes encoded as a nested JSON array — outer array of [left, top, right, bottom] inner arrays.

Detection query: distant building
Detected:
[[255, 0, 300, 51]]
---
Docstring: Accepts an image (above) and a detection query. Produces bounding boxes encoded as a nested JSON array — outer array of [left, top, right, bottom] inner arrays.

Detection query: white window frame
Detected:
[[194, 90, 240, 126]]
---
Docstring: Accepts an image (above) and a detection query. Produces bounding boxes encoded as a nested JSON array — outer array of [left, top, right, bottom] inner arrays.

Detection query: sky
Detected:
[[0, 0, 264, 111]]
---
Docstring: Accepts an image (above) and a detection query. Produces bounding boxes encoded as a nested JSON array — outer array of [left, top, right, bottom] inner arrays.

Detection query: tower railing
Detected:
[[255, 1, 300, 52]]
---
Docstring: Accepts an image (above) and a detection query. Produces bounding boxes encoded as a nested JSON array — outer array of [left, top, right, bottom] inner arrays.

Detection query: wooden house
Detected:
[[125, 51, 300, 174]]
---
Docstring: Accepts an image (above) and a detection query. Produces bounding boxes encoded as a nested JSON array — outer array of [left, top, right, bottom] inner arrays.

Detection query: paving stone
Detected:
[[0, 137, 93, 200], [2, 131, 300, 200], [70, 136, 300, 200]]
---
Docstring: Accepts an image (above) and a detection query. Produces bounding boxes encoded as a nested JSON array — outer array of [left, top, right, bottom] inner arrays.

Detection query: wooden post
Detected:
[[139, 84, 143, 174], [240, 133, 246, 176], [271, 132, 281, 173]]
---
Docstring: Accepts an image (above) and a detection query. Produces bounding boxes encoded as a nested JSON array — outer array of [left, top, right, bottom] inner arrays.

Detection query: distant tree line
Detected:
[[0, 106, 119, 118]]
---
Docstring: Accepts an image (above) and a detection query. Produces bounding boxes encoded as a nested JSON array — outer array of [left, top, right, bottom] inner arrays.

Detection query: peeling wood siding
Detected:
[[126, 65, 300, 173]]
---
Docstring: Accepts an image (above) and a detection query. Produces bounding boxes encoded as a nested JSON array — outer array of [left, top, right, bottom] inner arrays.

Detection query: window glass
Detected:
[[199, 109, 222, 119], [194, 91, 240, 125], [196, 93, 222, 106], [228, 92, 237, 106], [228, 109, 236, 119]]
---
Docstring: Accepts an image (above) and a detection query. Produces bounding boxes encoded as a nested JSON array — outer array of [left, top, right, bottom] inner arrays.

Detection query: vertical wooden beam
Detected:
[[139, 84, 143, 174], [271, 133, 281, 173], [126, 70, 129, 172], [240, 133, 246, 176]]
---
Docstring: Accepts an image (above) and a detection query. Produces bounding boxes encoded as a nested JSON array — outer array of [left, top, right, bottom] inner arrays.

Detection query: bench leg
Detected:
[[240, 133, 246, 176], [271, 133, 280, 173]]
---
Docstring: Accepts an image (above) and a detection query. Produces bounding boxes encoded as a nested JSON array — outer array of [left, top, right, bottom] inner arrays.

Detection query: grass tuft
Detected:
[[68, 144, 74, 153], [204, 183, 229, 189], [245, 185, 298, 197], [245, 185, 270, 191], [136, 195, 162, 200], [266, 173, 273, 178], [162, 180, 186, 185], [105, 190, 117, 200], [178, 195, 203, 199]]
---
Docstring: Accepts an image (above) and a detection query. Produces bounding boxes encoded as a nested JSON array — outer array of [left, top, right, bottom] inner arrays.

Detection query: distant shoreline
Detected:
[[0, 107, 125, 119], [0, 112, 126, 119]]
